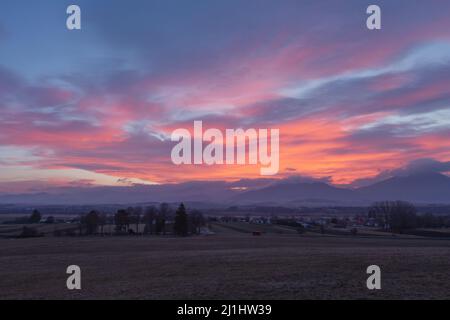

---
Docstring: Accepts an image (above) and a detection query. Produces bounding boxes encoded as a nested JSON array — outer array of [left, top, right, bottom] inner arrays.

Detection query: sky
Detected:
[[0, 0, 450, 193]]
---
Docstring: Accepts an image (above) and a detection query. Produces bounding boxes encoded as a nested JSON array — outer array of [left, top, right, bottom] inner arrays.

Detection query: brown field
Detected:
[[1, 222, 450, 300]]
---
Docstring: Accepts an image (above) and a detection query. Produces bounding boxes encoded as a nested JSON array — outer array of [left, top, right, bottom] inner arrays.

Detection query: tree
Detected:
[[115, 209, 130, 233], [29, 209, 41, 224], [132, 206, 142, 234], [156, 203, 169, 235], [174, 203, 188, 236], [98, 213, 107, 235], [144, 206, 157, 234], [368, 201, 417, 233], [84, 210, 100, 235], [189, 209, 205, 235]]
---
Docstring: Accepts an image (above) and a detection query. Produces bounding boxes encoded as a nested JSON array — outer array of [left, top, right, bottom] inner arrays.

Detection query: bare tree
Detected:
[[157, 203, 170, 235], [368, 201, 417, 233], [144, 206, 157, 234], [83, 210, 100, 235], [133, 206, 142, 234], [189, 209, 205, 235], [98, 213, 107, 235], [115, 209, 130, 233], [174, 203, 188, 236]]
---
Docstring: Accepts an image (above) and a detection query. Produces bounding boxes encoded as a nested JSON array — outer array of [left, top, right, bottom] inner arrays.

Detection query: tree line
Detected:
[[368, 200, 450, 233], [16, 200, 450, 238], [79, 203, 205, 237]]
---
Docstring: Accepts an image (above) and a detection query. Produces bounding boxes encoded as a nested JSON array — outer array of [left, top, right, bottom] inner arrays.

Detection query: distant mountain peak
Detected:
[[358, 171, 450, 203]]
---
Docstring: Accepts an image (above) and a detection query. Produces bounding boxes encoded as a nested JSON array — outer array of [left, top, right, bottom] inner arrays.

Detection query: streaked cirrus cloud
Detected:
[[0, 0, 449, 190]]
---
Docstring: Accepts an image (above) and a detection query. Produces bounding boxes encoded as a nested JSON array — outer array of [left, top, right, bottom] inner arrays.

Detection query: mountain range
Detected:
[[0, 172, 449, 206]]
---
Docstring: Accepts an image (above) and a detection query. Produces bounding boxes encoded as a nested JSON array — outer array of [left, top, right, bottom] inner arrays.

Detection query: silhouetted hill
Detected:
[[0, 182, 236, 205], [0, 173, 449, 205], [358, 172, 450, 203], [232, 181, 359, 204]]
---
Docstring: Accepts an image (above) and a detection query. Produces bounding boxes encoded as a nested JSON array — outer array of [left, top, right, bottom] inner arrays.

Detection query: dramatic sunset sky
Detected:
[[0, 0, 449, 192]]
